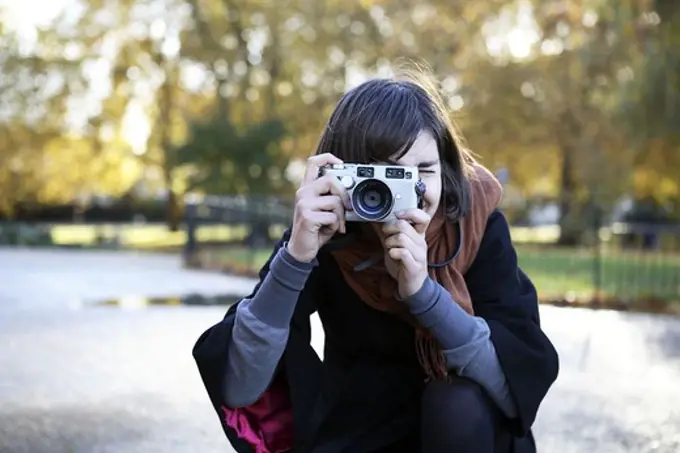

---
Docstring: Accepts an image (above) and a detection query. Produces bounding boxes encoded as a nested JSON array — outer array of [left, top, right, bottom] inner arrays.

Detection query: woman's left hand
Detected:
[[381, 209, 432, 299]]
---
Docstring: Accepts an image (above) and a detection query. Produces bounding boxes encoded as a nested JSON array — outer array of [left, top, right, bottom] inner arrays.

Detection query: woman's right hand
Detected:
[[286, 153, 351, 263]]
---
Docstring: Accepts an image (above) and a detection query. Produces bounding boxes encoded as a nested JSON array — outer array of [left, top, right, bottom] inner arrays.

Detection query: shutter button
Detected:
[[340, 175, 355, 189]]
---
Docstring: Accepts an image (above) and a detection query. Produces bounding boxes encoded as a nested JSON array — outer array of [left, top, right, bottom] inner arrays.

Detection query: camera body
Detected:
[[319, 163, 426, 222]]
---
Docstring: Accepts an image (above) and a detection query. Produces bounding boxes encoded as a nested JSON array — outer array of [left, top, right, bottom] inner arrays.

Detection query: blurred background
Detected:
[[0, 0, 679, 452]]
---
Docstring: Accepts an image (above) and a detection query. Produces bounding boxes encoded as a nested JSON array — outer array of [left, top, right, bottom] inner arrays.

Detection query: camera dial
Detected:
[[339, 175, 355, 189]]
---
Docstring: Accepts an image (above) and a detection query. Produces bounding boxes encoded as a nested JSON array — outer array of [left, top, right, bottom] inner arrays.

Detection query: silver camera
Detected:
[[319, 163, 426, 222]]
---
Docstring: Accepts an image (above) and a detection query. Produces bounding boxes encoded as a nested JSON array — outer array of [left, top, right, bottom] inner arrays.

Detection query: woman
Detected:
[[193, 72, 559, 453]]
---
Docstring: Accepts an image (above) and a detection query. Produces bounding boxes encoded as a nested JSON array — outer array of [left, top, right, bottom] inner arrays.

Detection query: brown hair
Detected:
[[314, 67, 477, 222]]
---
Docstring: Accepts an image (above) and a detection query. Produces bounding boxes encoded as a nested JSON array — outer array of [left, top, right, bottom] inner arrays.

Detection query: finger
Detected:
[[388, 247, 419, 271], [302, 153, 343, 186], [303, 195, 344, 212], [395, 209, 431, 235], [381, 220, 402, 236], [302, 195, 346, 233], [296, 175, 349, 207], [382, 219, 420, 244], [309, 175, 351, 209], [384, 232, 424, 262], [383, 231, 414, 250], [296, 177, 349, 234], [306, 211, 340, 229]]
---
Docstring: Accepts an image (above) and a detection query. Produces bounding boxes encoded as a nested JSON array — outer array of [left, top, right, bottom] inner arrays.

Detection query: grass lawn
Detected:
[[22, 222, 680, 304], [199, 244, 680, 303], [48, 223, 247, 249], [37, 223, 559, 248], [516, 245, 680, 301]]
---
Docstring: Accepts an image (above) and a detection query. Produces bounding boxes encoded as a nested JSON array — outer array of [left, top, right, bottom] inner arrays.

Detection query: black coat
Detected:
[[192, 210, 559, 453]]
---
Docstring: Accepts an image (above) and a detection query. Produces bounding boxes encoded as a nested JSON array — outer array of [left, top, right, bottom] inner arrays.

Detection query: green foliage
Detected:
[[176, 116, 290, 195], [0, 0, 679, 235], [615, 2, 680, 144], [0, 223, 54, 246]]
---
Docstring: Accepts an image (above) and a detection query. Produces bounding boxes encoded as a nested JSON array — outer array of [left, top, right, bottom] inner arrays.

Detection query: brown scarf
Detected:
[[330, 163, 503, 380]]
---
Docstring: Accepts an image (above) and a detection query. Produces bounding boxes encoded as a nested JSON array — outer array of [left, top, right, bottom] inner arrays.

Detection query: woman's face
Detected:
[[366, 131, 442, 237], [389, 131, 442, 219]]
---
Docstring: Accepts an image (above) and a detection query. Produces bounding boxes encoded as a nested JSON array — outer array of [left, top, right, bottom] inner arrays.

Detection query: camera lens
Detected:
[[351, 179, 394, 221]]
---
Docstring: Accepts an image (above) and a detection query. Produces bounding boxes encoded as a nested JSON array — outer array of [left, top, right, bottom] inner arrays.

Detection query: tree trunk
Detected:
[[165, 188, 181, 232], [154, 48, 180, 231], [556, 109, 583, 246]]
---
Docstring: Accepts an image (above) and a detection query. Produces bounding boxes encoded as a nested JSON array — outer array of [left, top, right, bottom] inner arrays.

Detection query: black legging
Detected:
[[420, 376, 503, 453]]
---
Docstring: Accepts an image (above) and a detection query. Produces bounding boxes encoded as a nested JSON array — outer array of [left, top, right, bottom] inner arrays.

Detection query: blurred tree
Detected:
[[0, 14, 97, 216], [1, 0, 678, 236], [176, 117, 289, 195], [614, 0, 680, 204], [457, 0, 673, 243]]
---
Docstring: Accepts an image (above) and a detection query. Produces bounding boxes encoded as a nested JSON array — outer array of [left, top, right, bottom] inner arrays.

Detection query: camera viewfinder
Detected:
[[385, 167, 405, 179], [357, 166, 374, 178]]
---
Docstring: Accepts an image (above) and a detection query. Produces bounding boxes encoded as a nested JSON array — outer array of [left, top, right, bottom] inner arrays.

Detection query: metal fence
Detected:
[[515, 224, 680, 307], [3, 194, 678, 307], [182, 195, 292, 268], [181, 196, 680, 308]]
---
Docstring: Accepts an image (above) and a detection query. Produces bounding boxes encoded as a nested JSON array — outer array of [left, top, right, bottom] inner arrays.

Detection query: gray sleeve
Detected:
[[402, 278, 518, 419], [223, 245, 317, 408]]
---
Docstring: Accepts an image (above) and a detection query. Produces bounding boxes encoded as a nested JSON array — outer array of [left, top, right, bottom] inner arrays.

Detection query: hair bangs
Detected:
[[358, 82, 425, 163], [318, 79, 438, 164]]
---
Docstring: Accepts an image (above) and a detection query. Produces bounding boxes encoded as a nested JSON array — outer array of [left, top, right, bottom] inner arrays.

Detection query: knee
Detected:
[[421, 377, 497, 450]]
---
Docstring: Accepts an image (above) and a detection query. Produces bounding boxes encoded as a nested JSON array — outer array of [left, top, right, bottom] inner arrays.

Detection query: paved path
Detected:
[[1, 248, 679, 453], [0, 248, 257, 312]]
